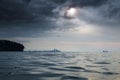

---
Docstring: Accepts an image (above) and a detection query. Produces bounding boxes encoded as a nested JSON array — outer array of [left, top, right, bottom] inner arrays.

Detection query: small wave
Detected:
[[94, 61, 110, 64], [61, 75, 88, 80], [101, 68, 109, 71], [101, 72, 119, 75], [85, 70, 119, 75], [85, 59, 93, 62], [40, 63, 56, 66], [38, 72, 64, 77], [49, 67, 80, 72], [86, 65, 103, 67], [27, 61, 56, 67], [65, 66, 86, 71], [84, 70, 101, 74]]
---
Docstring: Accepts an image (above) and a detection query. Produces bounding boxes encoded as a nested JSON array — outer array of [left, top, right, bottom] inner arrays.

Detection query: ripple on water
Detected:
[[27, 61, 56, 67], [40, 63, 56, 66], [36, 72, 64, 77], [84, 70, 119, 75], [49, 67, 80, 72], [61, 75, 88, 80], [86, 65, 103, 68], [49, 66, 86, 72], [6, 72, 64, 77], [65, 66, 86, 71], [101, 68, 109, 71], [101, 72, 119, 75], [84, 70, 101, 74], [0, 72, 64, 80], [94, 61, 110, 64]]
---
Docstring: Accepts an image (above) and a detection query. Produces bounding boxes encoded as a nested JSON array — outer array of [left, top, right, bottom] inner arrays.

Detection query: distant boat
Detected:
[[102, 50, 109, 53], [52, 48, 61, 52], [41, 49, 61, 52]]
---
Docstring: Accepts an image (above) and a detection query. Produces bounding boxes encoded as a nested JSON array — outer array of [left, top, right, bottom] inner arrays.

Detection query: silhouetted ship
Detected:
[[52, 48, 61, 52], [41, 49, 61, 52], [102, 50, 109, 53]]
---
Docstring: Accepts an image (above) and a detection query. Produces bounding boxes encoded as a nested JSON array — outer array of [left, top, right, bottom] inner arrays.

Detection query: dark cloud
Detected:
[[0, 0, 119, 21], [101, 0, 120, 20], [0, 0, 107, 21], [0, 19, 56, 38], [50, 0, 66, 4], [0, 0, 33, 21], [0, 0, 120, 38], [70, 0, 107, 7]]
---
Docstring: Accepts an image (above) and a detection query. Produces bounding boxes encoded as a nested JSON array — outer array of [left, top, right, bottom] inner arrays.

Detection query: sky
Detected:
[[0, 0, 120, 52]]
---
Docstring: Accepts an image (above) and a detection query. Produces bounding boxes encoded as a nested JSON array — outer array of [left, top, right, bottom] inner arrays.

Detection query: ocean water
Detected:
[[0, 52, 120, 80]]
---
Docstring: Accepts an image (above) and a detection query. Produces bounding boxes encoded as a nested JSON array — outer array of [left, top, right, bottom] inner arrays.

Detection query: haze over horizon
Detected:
[[0, 0, 120, 52]]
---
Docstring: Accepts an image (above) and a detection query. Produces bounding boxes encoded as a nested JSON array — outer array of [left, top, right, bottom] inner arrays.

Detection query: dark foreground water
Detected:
[[0, 52, 120, 80]]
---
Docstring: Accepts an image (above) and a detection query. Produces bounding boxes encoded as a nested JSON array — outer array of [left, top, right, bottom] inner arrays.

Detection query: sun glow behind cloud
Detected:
[[65, 8, 77, 18]]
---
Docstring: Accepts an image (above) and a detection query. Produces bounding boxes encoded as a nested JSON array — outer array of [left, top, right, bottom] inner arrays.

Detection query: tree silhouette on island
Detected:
[[0, 40, 24, 51]]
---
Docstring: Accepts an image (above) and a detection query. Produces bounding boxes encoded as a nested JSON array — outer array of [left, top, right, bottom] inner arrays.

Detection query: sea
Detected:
[[0, 52, 120, 80]]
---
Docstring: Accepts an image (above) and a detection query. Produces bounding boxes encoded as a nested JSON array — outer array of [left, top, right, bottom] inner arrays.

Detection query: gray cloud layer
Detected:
[[0, 0, 119, 21], [0, 0, 32, 21], [0, 0, 120, 38]]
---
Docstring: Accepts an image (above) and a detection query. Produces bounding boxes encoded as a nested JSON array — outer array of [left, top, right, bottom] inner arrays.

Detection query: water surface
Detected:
[[0, 52, 120, 80]]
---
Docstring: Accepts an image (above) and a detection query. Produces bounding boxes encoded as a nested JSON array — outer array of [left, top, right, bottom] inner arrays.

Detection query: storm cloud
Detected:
[[0, 0, 120, 38], [0, 0, 120, 21], [0, 0, 119, 21], [0, 0, 32, 21]]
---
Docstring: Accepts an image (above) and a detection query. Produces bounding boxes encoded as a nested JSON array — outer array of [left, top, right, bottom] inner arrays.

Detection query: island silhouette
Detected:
[[0, 40, 24, 51]]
